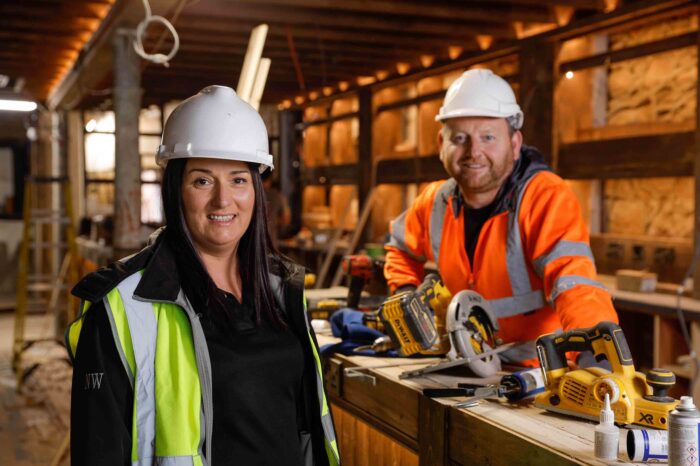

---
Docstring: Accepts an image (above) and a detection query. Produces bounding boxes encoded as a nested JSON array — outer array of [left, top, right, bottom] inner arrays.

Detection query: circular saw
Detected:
[[446, 290, 502, 377]]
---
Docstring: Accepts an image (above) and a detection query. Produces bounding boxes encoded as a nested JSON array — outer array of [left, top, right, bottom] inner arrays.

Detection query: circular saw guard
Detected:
[[446, 290, 502, 377]]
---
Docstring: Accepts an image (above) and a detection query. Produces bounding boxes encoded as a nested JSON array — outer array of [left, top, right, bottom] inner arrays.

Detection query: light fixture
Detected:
[[396, 62, 411, 75], [0, 99, 37, 112], [85, 119, 97, 132], [565, 70, 574, 80], [0, 75, 9, 88], [448, 46, 463, 60], [338, 81, 349, 92]]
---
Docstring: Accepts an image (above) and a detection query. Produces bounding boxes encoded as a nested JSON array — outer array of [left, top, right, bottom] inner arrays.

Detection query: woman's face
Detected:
[[181, 158, 255, 256]]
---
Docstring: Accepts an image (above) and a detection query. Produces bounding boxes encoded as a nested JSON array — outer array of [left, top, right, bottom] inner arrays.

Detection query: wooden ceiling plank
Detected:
[[179, 3, 516, 39], [229, 0, 556, 24]]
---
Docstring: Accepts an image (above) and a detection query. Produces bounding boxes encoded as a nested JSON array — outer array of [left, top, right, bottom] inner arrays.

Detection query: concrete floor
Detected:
[[0, 311, 70, 466]]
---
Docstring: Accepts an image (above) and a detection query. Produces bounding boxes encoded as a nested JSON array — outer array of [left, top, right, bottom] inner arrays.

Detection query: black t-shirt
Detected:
[[202, 291, 305, 466], [464, 201, 496, 268]]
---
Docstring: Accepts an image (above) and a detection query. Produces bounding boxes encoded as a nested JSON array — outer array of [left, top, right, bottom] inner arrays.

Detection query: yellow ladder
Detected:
[[13, 176, 79, 385]]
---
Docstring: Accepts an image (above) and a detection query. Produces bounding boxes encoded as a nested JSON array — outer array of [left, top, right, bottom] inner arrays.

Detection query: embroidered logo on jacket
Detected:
[[84, 372, 104, 390]]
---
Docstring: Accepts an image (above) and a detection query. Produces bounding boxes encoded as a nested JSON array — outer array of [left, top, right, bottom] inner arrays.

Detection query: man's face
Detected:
[[438, 117, 522, 197]]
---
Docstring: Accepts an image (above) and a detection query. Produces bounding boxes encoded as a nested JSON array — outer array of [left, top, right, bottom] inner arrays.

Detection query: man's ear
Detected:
[[437, 127, 444, 148], [511, 130, 523, 160]]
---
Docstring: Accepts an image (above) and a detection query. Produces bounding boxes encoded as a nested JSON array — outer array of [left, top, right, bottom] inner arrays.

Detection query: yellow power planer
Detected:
[[535, 321, 678, 429]]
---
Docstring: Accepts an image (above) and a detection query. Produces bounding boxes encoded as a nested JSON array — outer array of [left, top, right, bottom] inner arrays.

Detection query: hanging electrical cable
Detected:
[[132, 0, 180, 67]]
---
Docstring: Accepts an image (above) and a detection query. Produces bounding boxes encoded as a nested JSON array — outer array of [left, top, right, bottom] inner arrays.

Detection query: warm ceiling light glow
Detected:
[[553, 6, 575, 26], [0, 74, 9, 88], [357, 76, 376, 86], [294, 95, 305, 105], [604, 0, 620, 12], [420, 55, 434, 68], [322, 86, 333, 96], [375, 70, 389, 81], [476, 35, 493, 51], [448, 46, 463, 60], [338, 81, 350, 92], [85, 119, 97, 132], [281, 99, 292, 109], [565, 70, 574, 80], [396, 62, 411, 75], [308, 91, 319, 100], [0, 99, 37, 112]]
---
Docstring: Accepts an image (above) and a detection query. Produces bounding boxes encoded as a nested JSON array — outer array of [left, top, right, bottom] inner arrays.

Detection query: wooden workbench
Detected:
[[318, 334, 656, 466]]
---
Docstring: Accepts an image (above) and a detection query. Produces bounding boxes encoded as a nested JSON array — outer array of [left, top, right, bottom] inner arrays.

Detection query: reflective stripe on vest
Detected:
[[302, 290, 340, 466], [550, 275, 608, 304], [387, 211, 427, 263], [114, 272, 204, 466], [429, 179, 456, 264], [533, 240, 595, 278]]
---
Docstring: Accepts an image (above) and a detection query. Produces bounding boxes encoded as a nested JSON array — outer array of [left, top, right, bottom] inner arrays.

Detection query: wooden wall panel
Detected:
[[329, 185, 358, 230], [331, 404, 419, 466], [330, 97, 358, 165], [416, 77, 442, 157], [302, 186, 328, 228], [371, 184, 406, 242], [303, 105, 328, 167]]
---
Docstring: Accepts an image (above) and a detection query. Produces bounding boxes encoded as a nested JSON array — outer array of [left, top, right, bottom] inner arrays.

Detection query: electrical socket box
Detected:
[[590, 234, 689, 283]]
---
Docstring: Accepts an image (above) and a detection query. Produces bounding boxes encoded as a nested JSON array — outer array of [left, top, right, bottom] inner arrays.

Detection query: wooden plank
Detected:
[[560, 31, 696, 72], [300, 164, 359, 186], [557, 132, 695, 179], [694, 25, 700, 301], [419, 395, 448, 466], [358, 88, 373, 243], [519, 39, 556, 166], [300, 111, 359, 129], [230, 0, 556, 24], [375, 155, 447, 184]]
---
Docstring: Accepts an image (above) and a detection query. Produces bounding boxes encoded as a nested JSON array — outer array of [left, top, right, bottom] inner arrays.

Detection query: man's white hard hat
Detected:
[[435, 69, 523, 129], [156, 85, 273, 173]]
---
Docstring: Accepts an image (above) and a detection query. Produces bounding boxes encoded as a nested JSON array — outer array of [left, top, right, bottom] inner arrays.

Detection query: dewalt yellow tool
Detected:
[[378, 273, 452, 356], [535, 321, 679, 429]]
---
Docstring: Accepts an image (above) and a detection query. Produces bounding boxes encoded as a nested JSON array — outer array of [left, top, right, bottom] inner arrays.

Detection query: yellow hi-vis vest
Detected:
[[67, 270, 340, 466]]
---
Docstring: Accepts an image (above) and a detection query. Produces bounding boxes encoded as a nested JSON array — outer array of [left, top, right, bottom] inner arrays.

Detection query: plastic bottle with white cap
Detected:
[[595, 393, 620, 460]]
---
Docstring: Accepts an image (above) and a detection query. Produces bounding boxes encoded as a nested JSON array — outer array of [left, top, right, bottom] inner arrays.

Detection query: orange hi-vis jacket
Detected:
[[384, 162, 618, 366]]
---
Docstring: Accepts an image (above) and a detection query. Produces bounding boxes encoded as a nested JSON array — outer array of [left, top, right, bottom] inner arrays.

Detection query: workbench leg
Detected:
[[419, 395, 448, 466]]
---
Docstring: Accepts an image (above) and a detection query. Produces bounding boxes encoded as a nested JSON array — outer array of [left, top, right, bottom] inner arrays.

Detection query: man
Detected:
[[384, 69, 617, 366]]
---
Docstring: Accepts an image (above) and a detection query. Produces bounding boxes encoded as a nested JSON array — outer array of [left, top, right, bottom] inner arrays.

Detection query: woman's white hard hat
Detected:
[[436, 69, 523, 129], [156, 85, 273, 173]]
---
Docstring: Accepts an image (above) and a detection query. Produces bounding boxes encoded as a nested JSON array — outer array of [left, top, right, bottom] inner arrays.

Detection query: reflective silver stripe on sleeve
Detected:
[[489, 290, 546, 318], [146, 456, 195, 466], [498, 340, 538, 364], [533, 240, 596, 278], [429, 179, 457, 265], [550, 275, 608, 304], [117, 272, 157, 463], [505, 176, 536, 297], [103, 294, 135, 388], [386, 211, 427, 263]]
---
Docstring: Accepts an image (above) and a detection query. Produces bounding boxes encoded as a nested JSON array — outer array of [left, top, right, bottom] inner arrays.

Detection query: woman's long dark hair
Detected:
[[161, 158, 287, 329]]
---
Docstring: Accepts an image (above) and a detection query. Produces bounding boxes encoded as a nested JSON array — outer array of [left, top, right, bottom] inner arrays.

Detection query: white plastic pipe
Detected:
[[237, 24, 268, 103], [249, 57, 271, 111]]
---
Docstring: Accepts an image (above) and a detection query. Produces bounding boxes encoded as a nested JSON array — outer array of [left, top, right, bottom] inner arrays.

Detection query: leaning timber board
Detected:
[[317, 333, 663, 465]]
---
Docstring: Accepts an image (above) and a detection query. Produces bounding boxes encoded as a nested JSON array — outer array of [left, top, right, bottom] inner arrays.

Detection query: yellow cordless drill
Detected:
[[535, 321, 679, 429], [376, 274, 452, 356]]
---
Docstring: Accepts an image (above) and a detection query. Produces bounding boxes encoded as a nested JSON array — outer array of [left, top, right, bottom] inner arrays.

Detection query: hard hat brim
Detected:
[[156, 149, 273, 173], [435, 108, 523, 127]]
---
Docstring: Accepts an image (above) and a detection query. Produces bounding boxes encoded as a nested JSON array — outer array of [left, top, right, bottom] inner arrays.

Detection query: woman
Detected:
[[66, 85, 339, 466]]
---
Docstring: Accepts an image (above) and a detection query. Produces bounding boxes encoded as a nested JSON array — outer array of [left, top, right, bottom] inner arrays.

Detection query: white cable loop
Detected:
[[132, 0, 180, 67]]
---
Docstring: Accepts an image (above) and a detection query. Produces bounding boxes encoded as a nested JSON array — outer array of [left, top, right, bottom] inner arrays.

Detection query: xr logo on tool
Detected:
[[638, 412, 653, 424]]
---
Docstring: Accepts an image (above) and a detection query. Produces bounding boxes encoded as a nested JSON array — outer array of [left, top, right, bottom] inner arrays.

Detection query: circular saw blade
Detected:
[[446, 290, 502, 377]]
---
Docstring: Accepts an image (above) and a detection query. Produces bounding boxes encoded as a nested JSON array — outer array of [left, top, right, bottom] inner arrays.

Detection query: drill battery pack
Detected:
[[379, 292, 438, 356]]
